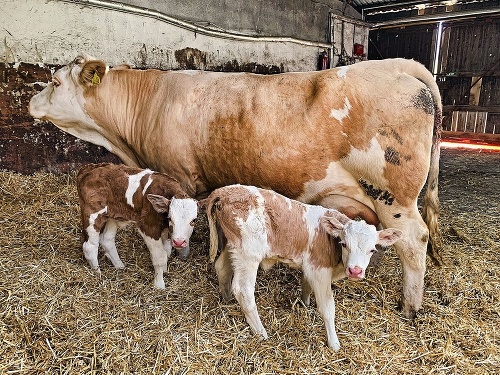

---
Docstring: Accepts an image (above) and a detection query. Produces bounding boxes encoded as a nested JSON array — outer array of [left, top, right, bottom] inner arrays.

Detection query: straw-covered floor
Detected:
[[0, 148, 498, 374]]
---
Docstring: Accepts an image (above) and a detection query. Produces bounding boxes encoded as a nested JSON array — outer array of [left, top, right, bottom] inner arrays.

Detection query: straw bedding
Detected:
[[0, 148, 498, 374]]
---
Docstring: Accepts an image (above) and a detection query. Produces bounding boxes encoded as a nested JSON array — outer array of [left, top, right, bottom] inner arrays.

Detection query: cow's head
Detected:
[[321, 211, 402, 279], [28, 55, 109, 125], [147, 194, 199, 259]]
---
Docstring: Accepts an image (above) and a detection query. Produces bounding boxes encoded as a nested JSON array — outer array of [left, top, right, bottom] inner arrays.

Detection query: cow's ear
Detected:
[[79, 60, 107, 87], [320, 215, 344, 238], [377, 228, 403, 247], [147, 194, 170, 213]]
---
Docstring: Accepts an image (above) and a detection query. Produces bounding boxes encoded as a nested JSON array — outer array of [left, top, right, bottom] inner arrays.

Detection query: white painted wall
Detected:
[[1, 0, 331, 71]]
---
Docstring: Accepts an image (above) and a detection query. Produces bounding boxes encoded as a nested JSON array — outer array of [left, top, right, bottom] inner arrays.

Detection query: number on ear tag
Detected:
[[92, 72, 101, 85]]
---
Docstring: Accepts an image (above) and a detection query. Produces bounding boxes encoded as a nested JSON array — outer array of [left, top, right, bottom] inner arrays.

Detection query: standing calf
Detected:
[[77, 163, 199, 288], [204, 185, 402, 350]]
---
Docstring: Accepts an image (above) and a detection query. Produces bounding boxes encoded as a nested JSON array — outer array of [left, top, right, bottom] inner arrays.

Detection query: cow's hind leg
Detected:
[[140, 231, 171, 289], [378, 206, 429, 318], [215, 246, 233, 300], [231, 257, 267, 340], [100, 219, 125, 269]]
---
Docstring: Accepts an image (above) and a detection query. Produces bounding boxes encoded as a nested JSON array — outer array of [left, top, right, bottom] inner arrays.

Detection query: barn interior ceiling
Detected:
[[350, 0, 500, 25]]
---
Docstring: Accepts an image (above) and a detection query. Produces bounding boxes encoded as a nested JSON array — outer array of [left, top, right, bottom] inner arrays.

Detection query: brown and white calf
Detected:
[[204, 185, 402, 350], [77, 163, 198, 288]]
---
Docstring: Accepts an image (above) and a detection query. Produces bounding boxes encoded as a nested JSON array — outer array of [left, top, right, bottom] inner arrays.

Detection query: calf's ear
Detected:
[[197, 198, 210, 211], [79, 60, 107, 87], [377, 228, 403, 247], [328, 210, 351, 225], [147, 194, 171, 213], [320, 216, 344, 238]]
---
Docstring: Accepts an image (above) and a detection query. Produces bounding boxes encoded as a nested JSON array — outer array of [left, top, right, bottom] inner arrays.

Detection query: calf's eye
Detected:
[[370, 249, 378, 253], [52, 79, 60, 87]]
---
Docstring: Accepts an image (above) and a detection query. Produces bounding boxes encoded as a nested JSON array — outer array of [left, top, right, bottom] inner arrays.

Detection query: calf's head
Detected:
[[147, 195, 199, 259], [321, 211, 402, 279]]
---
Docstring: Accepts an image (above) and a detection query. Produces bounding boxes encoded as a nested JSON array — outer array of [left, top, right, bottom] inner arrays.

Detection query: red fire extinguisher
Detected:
[[318, 50, 329, 70]]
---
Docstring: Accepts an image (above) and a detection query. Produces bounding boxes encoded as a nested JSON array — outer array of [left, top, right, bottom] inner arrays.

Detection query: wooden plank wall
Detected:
[[369, 17, 500, 137]]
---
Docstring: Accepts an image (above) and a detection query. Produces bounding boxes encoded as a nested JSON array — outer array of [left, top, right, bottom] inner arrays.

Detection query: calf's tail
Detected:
[[206, 198, 220, 263]]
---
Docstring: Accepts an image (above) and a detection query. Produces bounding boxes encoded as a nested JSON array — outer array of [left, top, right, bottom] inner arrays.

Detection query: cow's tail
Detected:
[[405, 60, 443, 265], [206, 197, 220, 263]]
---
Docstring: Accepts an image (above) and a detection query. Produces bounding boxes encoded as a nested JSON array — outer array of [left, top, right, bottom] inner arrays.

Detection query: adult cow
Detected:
[[29, 55, 442, 318]]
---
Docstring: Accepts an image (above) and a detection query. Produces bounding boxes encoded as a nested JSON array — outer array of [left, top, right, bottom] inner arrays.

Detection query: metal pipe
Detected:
[[432, 21, 444, 76], [60, 0, 332, 48], [372, 8, 500, 28]]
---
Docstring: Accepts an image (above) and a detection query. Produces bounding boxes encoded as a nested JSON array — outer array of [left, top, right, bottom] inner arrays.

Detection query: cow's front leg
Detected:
[[231, 258, 268, 340], [379, 207, 428, 318], [141, 233, 170, 289], [306, 267, 340, 350]]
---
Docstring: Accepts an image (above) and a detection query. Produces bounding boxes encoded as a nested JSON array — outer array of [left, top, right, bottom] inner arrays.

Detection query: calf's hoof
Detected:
[[399, 299, 420, 319], [154, 278, 166, 289], [328, 340, 341, 351]]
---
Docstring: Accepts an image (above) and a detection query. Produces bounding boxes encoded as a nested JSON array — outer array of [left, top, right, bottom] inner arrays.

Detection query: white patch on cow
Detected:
[[235, 194, 269, 261], [337, 66, 349, 78], [340, 131, 348, 137], [142, 174, 154, 196], [303, 205, 325, 249], [126, 169, 153, 208], [342, 137, 387, 179], [297, 161, 372, 207], [330, 97, 352, 124], [89, 206, 108, 227]]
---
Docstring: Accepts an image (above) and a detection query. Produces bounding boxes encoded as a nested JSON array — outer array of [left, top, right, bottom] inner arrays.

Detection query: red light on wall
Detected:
[[353, 43, 364, 56]]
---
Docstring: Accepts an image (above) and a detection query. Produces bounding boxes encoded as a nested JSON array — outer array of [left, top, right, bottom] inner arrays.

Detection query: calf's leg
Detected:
[[100, 220, 125, 269], [305, 267, 340, 350], [82, 208, 108, 273], [141, 232, 171, 289], [301, 277, 312, 306], [215, 247, 233, 300], [231, 258, 267, 340]]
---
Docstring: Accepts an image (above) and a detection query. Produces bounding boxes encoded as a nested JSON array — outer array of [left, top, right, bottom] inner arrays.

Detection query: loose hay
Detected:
[[0, 149, 498, 374]]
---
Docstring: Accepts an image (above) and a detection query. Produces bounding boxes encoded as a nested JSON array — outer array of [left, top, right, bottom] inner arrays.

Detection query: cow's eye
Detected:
[[370, 248, 378, 253], [339, 241, 346, 247], [52, 79, 61, 87]]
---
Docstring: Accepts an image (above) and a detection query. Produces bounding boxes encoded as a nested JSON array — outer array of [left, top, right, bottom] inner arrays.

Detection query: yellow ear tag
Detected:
[[92, 71, 101, 85]]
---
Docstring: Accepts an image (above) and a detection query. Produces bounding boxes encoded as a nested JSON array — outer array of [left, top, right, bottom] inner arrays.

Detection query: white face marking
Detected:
[[126, 169, 153, 207], [339, 220, 378, 278], [337, 65, 349, 78], [168, 198, 198, 246], [330, 97, 352, 124]]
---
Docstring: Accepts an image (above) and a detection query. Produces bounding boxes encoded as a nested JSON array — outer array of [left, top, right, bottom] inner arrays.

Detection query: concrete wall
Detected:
[[0, 0, 361, 173]]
